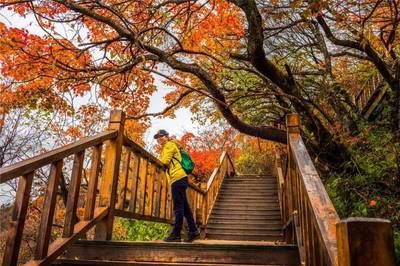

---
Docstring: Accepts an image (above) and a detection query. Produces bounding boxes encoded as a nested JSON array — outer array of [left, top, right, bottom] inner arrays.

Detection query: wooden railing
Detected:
[[275, 114, 396, 266], [352, 74, 387, 119], [112, 134, 205, 225], [0, 129, 118, 266], [0, 110, 235, 266], [201, 151, 235, 226]]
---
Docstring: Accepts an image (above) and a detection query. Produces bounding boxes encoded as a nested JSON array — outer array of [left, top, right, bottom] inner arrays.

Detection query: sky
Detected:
[[144, 78, 200, 150]]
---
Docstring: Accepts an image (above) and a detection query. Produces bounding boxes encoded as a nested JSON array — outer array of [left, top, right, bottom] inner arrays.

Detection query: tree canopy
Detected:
[[0, 0, 399, 166]]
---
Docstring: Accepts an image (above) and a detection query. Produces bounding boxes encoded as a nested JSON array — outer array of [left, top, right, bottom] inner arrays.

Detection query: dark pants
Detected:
[[171, 177, 197, 235]]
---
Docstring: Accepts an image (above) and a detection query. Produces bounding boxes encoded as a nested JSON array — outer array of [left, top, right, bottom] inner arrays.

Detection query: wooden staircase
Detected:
[[206, 174, 283, 242], [53, 173, 299, 266], [0, 111, 396, 266]]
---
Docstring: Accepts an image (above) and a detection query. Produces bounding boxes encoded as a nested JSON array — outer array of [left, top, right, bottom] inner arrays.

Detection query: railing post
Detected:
[[2, 172, 34, 266], [337, 217, 396, 266], [285, 113, 299, 227], [200, 182, 208, 239], [95, 110, 125, 240], [286, 113, 300, 135]]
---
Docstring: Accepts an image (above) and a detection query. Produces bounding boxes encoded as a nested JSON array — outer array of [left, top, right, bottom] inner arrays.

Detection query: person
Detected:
[[154, 129, 200, 242]]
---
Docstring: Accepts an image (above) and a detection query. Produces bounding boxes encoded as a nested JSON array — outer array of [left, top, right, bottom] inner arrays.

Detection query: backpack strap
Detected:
[[172, 156, 182, 167]]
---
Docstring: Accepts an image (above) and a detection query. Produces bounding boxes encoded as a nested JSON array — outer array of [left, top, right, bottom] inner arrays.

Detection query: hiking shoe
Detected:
[[163, 234, 181, 242], [185, 231, 200, 242]]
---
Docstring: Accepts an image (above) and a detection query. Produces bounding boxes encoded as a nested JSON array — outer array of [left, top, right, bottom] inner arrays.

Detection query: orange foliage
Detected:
[[174, 127, 239, 179]]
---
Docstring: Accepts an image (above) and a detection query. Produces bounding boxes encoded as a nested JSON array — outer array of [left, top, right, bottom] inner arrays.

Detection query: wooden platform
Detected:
[[53, 239, 300, 266]]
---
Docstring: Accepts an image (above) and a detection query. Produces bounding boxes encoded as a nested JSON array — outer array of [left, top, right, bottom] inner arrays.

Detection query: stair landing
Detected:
[[53, 239, 299, 265]]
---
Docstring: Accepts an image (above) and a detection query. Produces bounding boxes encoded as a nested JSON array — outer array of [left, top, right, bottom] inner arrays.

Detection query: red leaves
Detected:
[[175, 127, 239, 180]]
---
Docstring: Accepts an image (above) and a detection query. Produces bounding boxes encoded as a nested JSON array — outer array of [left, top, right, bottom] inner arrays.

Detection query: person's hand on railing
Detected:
[[191, 173, 201, 182]]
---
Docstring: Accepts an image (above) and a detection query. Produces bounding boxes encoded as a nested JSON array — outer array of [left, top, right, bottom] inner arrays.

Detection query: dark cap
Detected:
[[154, 129, 169, 139]]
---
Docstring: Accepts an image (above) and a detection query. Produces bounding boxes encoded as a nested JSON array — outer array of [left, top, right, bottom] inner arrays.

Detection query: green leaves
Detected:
[[113, 218, 170, 241]]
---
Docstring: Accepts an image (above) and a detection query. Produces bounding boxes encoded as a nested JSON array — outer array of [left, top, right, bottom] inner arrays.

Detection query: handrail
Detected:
[[201, 151, 235, 226], [276, 114, 396, 266], [1, 118, 120, 266], [0, 130, 118, 183], [117, 134, 206, 225], [276, 114, 340, 266], [290, 133, 340, 264], [123, 136, 204, 195], [116, 137, 233, 229], [123, 136, 164, 168], [353, 74, 387, 118]]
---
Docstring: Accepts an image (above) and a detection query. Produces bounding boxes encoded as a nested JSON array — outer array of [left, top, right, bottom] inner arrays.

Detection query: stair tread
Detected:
[[207, 224, 282, 229], [210, 215, 282, 219], [209, 218, 282, 223], [227, 178, 276, 180], [211, 211, 281, 215], [56, 240, 300, 265], [207, 230, 283, 236], [214, 204, 280, 209], [208, 219, 282, 224], [54, 258, 298, 265], [206, 234, 284, 241], [213, 206, 280, 210], [219, 191, 278, 194], [219, 195, 278, 198], [217, 198, 279, 201]]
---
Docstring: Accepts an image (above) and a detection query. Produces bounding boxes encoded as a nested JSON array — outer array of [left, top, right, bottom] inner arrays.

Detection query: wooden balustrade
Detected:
[[115, 134, 206, 225], [0, 127, 118, 266], [275, 113, 396, 266], [201, 151, 235, 226], [352, 74, 388, 119]]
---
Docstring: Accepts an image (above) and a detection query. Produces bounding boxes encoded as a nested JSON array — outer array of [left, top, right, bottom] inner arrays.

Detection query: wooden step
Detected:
[[230, 175, 275, 178], [55, 240, 300, 265], [210, 213, 282, 220], [218, 193, 278, 200], [218, 193, 278, 198], [211, 209, 281, 216], [221, 184, 278, 191], [206, 223, 282, 230], [227, 178, 276, 181], [208, 219, 282, 226], [206, 232, 284, 241], [222, 185, 277, 190], [224, 178, 278, 186], [54, 260, 298, 266], [234, 174, 275, 178], [214, 202, 280, 208], [211, 205, 280, 214], [212, 206, 281, 212], [219, 188, 278, 193], [217, 199, 279, 205], [226, 177, 276, 180], [220, 187, 277, 191]]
